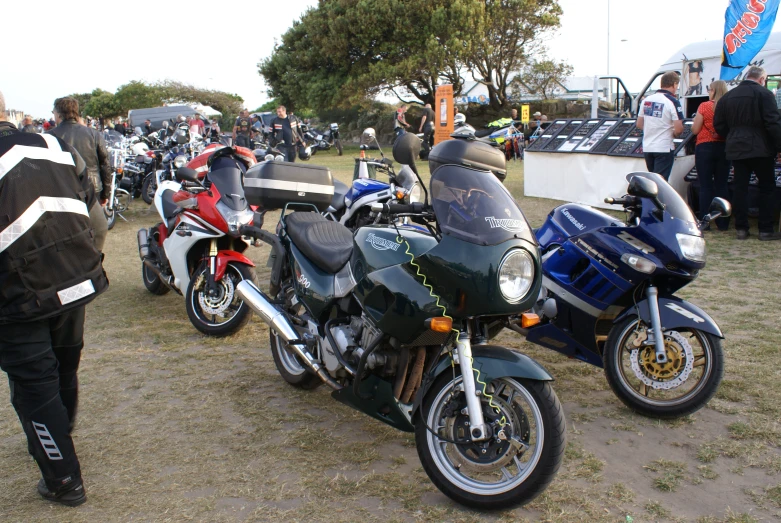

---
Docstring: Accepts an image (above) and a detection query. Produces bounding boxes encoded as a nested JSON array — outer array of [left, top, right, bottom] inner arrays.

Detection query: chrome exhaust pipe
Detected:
[[236, 280, 342, 390], [142, 259, 180, 295]]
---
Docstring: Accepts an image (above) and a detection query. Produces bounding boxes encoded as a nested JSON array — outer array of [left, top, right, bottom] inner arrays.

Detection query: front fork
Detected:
[[206, 239, 218, 296], [454, 334, 489, 442], [645, 285, 668, 364]]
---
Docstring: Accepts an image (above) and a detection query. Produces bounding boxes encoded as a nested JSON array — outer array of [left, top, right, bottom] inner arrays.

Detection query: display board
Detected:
[[434, 84, 454, 145], [525, 120, 569, 152], [556, 119, 603, 152], [540, 120, 584, 152], [574, 120, 619, 152], [588, 119, 637, 154], [673, 120, 695, 154]]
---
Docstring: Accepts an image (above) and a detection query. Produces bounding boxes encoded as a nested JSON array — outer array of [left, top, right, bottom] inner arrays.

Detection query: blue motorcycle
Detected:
[[521, 172, 730, 418]]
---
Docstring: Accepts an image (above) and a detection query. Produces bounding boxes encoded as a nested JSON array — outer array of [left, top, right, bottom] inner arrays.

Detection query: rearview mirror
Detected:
[[709, 197, 731, 218], [627, 176, 659, 199], [175, 167, 199, 183]]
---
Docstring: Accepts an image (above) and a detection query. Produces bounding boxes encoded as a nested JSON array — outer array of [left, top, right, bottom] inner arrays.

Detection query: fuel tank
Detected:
[[344, 179, 392, 208]]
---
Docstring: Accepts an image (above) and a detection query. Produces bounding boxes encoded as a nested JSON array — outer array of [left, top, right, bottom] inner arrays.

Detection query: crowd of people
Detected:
[[640, 67, 781, 241]]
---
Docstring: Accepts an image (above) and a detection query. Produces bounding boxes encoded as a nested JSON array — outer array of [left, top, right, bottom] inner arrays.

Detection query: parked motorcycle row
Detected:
[[103, 123, 216, 228], [131, 125, 731, 509]]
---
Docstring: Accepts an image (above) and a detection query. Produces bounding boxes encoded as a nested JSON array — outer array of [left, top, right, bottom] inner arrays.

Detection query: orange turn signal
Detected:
[[521, 313, 540, 328], [395, 190, 405, 200], [425, 317, 453, 333]]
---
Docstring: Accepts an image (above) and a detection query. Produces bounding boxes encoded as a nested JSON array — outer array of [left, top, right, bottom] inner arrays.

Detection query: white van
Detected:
[[635, 32, 781, 118]]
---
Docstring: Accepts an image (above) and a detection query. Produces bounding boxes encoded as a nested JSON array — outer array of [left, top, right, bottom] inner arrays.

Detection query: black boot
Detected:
[[37, 478, 86, 507]]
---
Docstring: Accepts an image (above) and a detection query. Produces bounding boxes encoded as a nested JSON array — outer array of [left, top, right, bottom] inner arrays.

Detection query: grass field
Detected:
[[1, 145, 780, 522]]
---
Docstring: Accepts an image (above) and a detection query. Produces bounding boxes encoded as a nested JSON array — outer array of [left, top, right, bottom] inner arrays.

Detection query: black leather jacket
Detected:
[[48, 120, 112, 200], [713, 80, 781, 161]]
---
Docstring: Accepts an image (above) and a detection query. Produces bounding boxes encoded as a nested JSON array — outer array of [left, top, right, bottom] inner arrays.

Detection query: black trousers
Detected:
[[279, 144, 297, 162], [695, 142, 731, 230], [422, 123, 434, 154], [235, 134, 251, 149], [644, 152, 675, 181], [732, 156, 777, 233], [0, 307, 84, 490]]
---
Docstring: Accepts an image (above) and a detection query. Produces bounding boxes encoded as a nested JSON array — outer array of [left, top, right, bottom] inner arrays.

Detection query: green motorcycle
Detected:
[[236, 139, 565, 509]]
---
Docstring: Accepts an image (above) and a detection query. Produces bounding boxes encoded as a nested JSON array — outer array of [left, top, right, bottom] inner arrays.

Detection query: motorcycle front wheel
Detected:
[[415, 373, 565, 510], [141, 174, 156, 205], [604, 316, 724, 418], [335, 139, 343, 156], [104, 205, 116, 230], [185, 262, 255, 337]]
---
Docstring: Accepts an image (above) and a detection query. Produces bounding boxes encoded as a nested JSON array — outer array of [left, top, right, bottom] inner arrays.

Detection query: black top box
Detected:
[[428, 139, 507, 182], [244, 161, 335, 212]]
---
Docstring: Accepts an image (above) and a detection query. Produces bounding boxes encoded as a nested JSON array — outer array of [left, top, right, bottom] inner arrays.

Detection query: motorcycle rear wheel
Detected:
[[141, 175, 156, 205], [142, 261, 170, 295], [604, 316, 724, 418], [415, 373, 565, 510], [185, 263, 255, 337], [269, 330, 322, 390]]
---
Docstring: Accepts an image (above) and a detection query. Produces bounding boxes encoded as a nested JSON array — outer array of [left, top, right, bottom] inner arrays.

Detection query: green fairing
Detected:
[[285, 240, 335, 320], [331, 374, 415, 432], [412, 235, 542, 318]]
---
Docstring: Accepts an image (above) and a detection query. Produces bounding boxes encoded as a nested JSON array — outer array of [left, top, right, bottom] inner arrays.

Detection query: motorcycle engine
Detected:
[[321, 315, 395, 376]]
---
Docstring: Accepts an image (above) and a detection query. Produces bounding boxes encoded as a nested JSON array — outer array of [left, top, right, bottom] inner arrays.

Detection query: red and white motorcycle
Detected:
[[137, 147, 260, 336]]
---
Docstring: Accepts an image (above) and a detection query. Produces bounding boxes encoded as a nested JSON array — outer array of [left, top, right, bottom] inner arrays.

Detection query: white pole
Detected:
[[607, 0, 610, 76], [592, 76, 599, 118]]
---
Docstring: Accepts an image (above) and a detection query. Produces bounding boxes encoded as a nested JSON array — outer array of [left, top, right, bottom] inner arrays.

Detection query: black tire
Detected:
[[185, 262, 255, 337], [105, 206, 116, 230], [142, 261, 170, 295], [269, 329, 322, 390], [335, 139, 343, 156], [415, 373, 565, 510], [141, 175, 156, 205], [603, 316, 724, 419]]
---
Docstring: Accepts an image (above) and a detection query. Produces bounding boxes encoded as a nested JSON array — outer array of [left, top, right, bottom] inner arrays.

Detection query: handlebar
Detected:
[[370, 202, 428, 214], [604, 196, 639, 207]]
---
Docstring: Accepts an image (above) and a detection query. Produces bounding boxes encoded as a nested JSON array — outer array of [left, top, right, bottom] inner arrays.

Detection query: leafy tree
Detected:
[[83, 89, 120, 119], [467, 0, 563, 108], [114, 81, 165, 114], [516, 58, 574, 100], [253, 99, 280, 112], [67, 92, 93, 116]]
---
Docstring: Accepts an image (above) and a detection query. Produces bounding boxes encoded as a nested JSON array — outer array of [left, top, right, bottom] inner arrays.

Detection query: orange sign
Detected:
[[434, 84, 454, 145]]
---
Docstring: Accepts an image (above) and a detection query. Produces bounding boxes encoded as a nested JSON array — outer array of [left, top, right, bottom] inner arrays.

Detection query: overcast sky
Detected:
[[2, 0, 735, 118]]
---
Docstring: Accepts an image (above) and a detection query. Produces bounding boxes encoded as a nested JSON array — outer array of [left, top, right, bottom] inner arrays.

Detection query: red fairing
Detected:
[[186, 144, 257, 179], [193, 184, 229, 234], [214, 250, 255, 281]]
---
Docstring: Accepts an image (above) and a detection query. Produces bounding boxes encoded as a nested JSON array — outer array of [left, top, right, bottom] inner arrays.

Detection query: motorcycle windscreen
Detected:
[[626, 172, 696, 224], [430, 165, 531, 245]]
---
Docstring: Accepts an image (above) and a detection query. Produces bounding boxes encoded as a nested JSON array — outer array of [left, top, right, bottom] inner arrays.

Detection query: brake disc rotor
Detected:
[[198, 275, 235, 315], [629, 330, 694, 390]]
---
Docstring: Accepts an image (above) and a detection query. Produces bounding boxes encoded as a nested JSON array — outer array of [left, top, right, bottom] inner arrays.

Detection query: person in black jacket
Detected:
[[270, 105, 303, 162], [0, 90, 108, 506], [49, 97, 112, 252], [714, 66, 781, 241]]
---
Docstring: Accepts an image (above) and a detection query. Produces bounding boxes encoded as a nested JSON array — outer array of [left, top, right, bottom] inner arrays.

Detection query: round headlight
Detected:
[[498, 249, 535, 303], [408, 183, 423, 204], [173, 155, 187, 169]]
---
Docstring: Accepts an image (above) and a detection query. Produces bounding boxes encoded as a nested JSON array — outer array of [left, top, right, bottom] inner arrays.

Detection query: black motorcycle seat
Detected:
[[159, 189, 180, 231], [285, 212, 353, 274], [331, 179, 349, 211]]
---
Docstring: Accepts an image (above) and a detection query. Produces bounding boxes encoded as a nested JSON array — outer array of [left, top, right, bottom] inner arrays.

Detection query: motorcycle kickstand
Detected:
[[454, 333, 490, 442], [645, 285, 668, 364]]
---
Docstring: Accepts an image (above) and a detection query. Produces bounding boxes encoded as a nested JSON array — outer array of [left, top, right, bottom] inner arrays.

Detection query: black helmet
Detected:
[[298, 145, 312, 161]]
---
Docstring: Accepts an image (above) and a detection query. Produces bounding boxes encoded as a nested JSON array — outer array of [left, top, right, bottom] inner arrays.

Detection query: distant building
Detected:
[[457, 76, 638, 106], [4, 109, 25, 127]]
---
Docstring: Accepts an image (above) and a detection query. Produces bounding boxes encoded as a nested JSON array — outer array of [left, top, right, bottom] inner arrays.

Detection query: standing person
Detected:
[[691, 80, 730, 231], [232, 110, 252, 148], [144, 119, 153, 135], [21, 115, 37, 133], [49, 97, 111, 252], [270, 105, 302, 162], [394, 105, 410, 138], [113, 118, 126, 136], [714, 66, 781, 241], [637, 71, 685, 180], [0, 90, 108, 506], [189, 115, 205, 137], [210, 119, 221, 140], [419, 103, 435, 156]]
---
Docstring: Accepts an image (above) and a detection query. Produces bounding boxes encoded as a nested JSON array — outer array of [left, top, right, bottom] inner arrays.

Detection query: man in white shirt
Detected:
[[637, 71, 685, 180]]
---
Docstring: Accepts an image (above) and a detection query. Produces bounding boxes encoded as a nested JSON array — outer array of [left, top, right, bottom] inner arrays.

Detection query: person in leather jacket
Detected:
[[48, 97, 112, 252]]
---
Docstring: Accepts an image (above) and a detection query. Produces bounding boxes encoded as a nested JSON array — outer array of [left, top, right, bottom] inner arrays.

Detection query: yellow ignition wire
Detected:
[[396, 235, 506, 425]]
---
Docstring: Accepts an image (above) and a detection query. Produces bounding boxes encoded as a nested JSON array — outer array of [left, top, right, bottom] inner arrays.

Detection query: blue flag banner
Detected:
[[721, 0, 780, 80]]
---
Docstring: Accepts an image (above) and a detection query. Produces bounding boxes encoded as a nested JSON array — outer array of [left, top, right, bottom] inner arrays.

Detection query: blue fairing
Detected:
[[346, 178, 390, 203]]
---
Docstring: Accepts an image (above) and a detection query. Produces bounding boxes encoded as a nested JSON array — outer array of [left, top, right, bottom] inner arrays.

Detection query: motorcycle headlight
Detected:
[[216, 201, 254, 234], [173, 155, 187, 169], [408, 183, 423, 204], [676, 233, 706, 262], [498, 249, 535, 303]]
